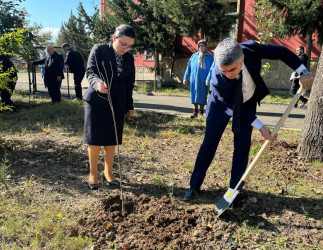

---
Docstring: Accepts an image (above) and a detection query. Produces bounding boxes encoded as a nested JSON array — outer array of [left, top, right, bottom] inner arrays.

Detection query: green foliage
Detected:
[[103, 0, 179, 74], [27, 24, 53, 47], [253, 0, 279, 43], [261, 62, 271, 77], [0, 155, 11, 190], [0, 0, 26, 35], [0, 29, 32, 112], [249, 144, 261, 156], [167, 0, 238, 42], [268, 0, 323, 45], [102, 0, 238, 74], [56, 2, 103, 63]]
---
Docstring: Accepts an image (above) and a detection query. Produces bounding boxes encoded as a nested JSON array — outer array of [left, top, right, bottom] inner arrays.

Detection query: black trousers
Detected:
[[47, 78, 61, 102], [290, 79, 307, 103], [190, 96, 256, 189], [73, 70, 85, 100]]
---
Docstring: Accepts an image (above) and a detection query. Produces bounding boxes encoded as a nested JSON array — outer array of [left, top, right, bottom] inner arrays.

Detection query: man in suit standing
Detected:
[[62, 43, 85, 100], [33, 46, 64, 103], [184, 39, 313, 202]]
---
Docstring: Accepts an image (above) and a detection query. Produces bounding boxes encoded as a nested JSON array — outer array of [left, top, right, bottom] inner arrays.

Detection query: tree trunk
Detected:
[[299, 45, 323, 162], [305, 32, 312, 69], [170, 52, 176, 77], [154, 49, 160, 91]]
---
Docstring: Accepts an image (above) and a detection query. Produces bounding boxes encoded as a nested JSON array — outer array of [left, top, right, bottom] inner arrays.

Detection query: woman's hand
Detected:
[[259, 126, 277, 142], [183, 80, 188, 85], [97, 80, 108, 94]]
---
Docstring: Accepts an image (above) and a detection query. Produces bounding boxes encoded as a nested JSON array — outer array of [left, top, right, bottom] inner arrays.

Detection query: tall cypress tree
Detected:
[[56, 2, 102, 63]]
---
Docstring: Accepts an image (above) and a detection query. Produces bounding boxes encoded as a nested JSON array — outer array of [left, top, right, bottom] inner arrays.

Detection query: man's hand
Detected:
[[57, 76, 62, 81], [183, 80, 188, 85], [299, 72, 314, 89], [97, 80, 108, 94], [206, 82, 210, 86], [259, 126, 277, 142], [128, 110, 134, 117]]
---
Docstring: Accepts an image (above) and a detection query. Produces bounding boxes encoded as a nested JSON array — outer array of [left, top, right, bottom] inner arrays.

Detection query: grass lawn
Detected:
[[0, 93, 321, 249]]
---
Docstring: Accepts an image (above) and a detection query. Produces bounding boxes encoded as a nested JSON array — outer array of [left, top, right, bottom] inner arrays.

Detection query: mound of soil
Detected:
[[79, 194, 237, 249]]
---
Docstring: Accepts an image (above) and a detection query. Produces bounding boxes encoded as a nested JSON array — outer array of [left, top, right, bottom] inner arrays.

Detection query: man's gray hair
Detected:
[[214, 39, 243, 66], [46, 45, 55, 50]]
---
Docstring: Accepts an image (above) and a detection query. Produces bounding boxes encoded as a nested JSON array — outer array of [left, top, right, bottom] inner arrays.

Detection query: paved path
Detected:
[[16, 72, 307, 130]]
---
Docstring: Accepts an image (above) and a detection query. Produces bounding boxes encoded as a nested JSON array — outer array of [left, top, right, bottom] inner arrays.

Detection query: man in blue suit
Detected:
[[184, 39, 313, 201]]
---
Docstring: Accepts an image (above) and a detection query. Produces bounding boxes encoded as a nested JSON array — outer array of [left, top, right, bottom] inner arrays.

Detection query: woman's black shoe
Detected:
[[88, 183, 99, 190], [107, 180, 120, 188]]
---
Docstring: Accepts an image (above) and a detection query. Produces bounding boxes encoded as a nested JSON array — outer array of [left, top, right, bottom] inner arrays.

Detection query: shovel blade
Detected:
[[215, 188, 240, 216]]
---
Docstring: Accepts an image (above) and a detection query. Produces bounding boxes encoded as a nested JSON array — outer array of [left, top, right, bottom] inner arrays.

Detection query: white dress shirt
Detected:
[[227, 63, 307, 130]]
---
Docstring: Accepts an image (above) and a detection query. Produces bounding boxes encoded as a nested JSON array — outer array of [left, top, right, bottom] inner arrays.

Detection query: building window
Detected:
[[145, 49, 154, 61]]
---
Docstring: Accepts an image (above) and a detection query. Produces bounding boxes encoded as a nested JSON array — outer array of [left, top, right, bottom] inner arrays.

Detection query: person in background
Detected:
[[0, 53, 17, 111], [183, 40, 214, 118], [32, 46, 64, 103], [84, 24, 135, 190], [62, 43, 85, 100], [289, 46, 309, 108], [183, 39, 313, 204], [39, 49, 48, 88]]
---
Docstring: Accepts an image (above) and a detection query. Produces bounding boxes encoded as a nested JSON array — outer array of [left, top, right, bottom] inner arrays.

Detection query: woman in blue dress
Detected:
[[183, 40, 214, 118]]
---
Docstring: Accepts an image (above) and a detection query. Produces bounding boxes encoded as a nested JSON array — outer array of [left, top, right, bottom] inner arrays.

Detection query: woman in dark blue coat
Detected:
[[83, 24, 135, 190]]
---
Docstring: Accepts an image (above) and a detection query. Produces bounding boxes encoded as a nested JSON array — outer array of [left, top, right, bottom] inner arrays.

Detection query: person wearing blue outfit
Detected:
[[183, 40, 214, 118], [183, 39, 314, 203]]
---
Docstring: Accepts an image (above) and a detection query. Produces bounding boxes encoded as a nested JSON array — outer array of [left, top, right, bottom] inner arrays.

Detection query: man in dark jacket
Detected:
[[33, 46, 64, 103], [62, 43, 85, 100], [0, 54, 17, 110], [290, 46, 309, 108], [183, 39, 314, 202]]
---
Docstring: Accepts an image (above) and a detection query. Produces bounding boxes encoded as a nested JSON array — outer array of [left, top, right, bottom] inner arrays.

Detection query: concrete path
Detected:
[[16, 72, 307, 130]]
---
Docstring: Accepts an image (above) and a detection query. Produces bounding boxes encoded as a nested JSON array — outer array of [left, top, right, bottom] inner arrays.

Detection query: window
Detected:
[[145, 49, 154, 61]]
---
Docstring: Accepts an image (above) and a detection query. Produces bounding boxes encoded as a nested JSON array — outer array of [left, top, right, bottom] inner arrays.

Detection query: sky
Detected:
[[17, 0, 98, 40]]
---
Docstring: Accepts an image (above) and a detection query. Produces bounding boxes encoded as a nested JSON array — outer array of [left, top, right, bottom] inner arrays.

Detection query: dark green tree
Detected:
[[0, 0, 26, 35], [102, 0, 238, 78], [268, 0, 323, 66], [260, 0, 323, 161], [56, 2, 102, 63], [167, 0, 238, 42], [102, 0, 180, 77]]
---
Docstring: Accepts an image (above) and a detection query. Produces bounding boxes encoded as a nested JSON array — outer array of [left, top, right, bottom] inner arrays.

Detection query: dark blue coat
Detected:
[[210, 40, 304, 125], [84, 43, 135, 113]]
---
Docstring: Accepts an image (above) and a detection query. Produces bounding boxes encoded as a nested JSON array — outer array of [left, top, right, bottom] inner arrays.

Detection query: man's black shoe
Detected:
[[183, 188, 201, 201]]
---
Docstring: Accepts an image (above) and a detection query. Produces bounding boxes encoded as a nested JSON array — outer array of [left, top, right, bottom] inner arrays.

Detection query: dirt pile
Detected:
[[79, 194, 239, 249]]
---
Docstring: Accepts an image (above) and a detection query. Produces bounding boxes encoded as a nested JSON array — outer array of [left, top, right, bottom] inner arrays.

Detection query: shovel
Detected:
[[215, 86, 304, 216]]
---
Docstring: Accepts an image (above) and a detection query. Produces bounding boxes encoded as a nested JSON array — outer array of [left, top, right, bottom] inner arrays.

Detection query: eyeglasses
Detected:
[[219, 60, 243, 74], [220, 67, 238, 73], [117, 38, 133, 50]]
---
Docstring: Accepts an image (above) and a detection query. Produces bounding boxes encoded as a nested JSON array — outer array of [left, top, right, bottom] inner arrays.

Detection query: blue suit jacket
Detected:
[[210, 40, 304, 125]]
